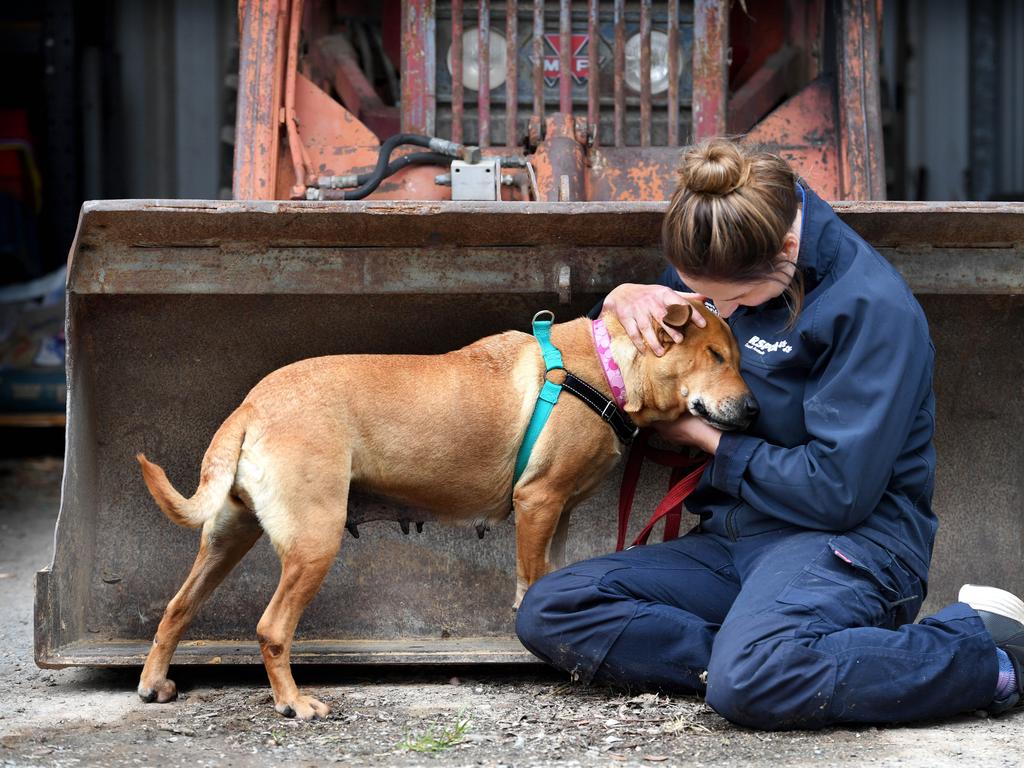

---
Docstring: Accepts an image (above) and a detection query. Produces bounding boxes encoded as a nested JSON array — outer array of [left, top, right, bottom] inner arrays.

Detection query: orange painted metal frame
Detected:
[[692, 0, 728, 140], [233, 0, 885, 203], [233, 0, 289, 199]]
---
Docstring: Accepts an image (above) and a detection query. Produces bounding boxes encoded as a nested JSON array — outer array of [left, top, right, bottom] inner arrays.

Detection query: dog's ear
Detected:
[[655, 302, 693, 347], [662, 302, 693, 329]]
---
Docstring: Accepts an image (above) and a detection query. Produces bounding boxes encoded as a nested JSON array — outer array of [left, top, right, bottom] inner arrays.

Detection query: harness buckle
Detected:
[[601, 400, 616, 421]]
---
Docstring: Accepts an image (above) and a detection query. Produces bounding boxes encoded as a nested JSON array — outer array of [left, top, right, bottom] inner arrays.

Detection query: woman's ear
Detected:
[[781, 231, 800, 264]]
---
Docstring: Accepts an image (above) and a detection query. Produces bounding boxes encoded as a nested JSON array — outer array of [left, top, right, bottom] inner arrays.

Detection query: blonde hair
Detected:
[[662, 138, 803, 325]]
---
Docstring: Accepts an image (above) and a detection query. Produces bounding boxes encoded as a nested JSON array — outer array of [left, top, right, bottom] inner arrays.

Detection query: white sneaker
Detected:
[[959, 584, 1024, 712], [959, 584, 1024, 624]]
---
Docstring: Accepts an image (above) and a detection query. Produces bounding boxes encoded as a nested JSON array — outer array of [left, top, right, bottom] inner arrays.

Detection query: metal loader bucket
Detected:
[[35, 199, 1023, 667]]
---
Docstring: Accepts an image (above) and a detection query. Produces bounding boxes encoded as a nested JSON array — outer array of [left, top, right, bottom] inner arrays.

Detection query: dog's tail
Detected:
[[137, 404, 252, 529]]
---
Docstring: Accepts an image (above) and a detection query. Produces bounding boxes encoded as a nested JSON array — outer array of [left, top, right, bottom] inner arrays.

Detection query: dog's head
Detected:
[[613, 302, 758, 430]]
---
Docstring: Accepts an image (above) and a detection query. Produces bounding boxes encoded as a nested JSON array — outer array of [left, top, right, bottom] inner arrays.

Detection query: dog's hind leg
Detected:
[[138, 500, 263, 704], [255, 512, 344, 720], [244, 437, 352, 719]]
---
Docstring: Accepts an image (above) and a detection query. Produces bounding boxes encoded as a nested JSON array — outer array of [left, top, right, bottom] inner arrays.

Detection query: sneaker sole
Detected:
[[959, 584, 1024, 625]]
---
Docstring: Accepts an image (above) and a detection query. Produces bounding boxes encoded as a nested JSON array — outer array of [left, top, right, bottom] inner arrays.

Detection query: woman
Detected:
[[514, 138, 1023, 729]]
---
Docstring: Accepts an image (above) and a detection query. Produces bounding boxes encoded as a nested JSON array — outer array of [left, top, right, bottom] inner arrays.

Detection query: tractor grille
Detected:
[[434, 1, 694, 148]]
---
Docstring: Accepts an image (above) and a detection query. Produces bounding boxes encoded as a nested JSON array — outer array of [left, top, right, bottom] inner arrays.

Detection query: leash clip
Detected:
[[532, 309, 555, 324]]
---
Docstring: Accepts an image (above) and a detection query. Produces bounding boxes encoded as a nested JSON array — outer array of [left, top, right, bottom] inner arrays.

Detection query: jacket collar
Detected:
[[794, 182, 842, 288]]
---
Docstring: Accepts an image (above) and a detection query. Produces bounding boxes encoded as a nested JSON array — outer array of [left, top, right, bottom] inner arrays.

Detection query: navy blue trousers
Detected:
[[515, 528, 999, 729]]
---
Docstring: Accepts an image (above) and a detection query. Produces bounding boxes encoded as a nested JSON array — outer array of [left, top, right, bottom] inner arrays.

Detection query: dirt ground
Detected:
[[2, 454, 1022, 768]]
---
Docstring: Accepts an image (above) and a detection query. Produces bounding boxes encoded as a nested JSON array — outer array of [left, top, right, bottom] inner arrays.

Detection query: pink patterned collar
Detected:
[[591, 317, 628, 408]]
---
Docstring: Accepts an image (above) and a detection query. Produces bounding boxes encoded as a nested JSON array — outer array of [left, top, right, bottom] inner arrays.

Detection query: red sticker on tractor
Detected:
[[543, 34, 591, 86]]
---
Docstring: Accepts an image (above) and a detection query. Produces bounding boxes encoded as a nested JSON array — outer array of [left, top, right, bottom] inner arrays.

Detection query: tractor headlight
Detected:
[[624, 31, 682, 94], [446, 27, 507, 92]]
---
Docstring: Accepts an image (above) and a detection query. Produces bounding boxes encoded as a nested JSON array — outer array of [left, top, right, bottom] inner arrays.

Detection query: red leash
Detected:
[[616, 429, 708, 550]]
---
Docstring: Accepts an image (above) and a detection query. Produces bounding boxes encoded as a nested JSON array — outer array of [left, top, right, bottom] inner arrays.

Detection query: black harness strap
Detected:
[[561, 372, 640, 445]]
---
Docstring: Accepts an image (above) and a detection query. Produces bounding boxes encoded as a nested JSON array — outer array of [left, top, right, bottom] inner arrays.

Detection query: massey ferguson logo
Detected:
[[543, 34, 591, 86]]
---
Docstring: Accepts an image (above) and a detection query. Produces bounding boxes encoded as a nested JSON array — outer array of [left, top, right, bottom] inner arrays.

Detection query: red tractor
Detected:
[[233, 0, 885, 203]]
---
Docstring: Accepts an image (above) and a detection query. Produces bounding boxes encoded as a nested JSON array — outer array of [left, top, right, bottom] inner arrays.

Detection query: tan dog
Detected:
[[136, 302, 755, 719]]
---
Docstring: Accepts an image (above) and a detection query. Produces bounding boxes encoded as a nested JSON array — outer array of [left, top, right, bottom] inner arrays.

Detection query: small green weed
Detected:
[[265, 726, 288, 746], [399, 714, 471, 753]]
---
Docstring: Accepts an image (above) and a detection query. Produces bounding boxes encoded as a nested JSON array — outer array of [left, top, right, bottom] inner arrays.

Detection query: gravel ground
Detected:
[[1, 454, 1022, 767]]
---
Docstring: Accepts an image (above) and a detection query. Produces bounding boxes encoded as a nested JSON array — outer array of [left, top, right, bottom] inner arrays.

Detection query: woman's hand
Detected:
[[651, 413, 723, 454], [603, 283, 707, 356]]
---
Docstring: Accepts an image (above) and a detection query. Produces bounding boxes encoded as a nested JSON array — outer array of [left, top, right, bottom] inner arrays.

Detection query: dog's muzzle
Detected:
[[691, 394, 759, 431]]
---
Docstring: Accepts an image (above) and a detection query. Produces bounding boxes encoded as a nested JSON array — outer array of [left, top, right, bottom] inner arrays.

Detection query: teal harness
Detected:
[[513, 311, 564, 484], [512, 310, 639, 486]]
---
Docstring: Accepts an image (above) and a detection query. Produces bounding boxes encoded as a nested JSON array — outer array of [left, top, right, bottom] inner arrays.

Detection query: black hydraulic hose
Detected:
[[316, 152, 453, 201], [337, 133, 471, 200], [356, 152, 451, 185]]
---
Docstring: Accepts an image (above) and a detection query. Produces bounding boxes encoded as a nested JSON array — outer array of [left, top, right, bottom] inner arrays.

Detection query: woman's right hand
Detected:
[[603, 283, 706, 356]]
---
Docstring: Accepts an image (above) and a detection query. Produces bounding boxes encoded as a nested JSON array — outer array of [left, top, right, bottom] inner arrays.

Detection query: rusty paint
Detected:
[[744, 77, 840, 200], [667, 0, 680, 146], [68, 197, 1024, 291], [478, 0, 491, 146], [233, 0, 287, 199], [451, 0, 464, 142], [506, 0, 519, 146], [283, 0, 309, 199], [293, 71, 379, 174], [586, 147, 678, 201], [401, 0, 436, 134], [235, 0, 878, 208], [613, 0, 625, 147], [639, 0, 652, 147], [559, 0, 571, 115], [692, 0, 728, 140], [527, 113, 585, 201], [587, 0, 599, 144], [38, 198, 1024, 668], [532, 0, 544, 126], [837, 0, 885, 199], [287, 71, 450, 202]]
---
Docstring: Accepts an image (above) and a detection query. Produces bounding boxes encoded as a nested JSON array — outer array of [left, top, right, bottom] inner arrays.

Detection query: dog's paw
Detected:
[[138, 678, 178, 704], [513, 583, 527, 611], [275, 694, 330, 720]]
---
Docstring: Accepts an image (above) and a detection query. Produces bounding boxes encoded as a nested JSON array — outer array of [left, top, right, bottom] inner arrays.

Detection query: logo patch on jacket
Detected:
[[744, 335, 794, 356]]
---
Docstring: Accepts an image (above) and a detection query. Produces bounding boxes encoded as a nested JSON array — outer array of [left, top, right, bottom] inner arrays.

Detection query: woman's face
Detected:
[[677, 273, 790, 319]]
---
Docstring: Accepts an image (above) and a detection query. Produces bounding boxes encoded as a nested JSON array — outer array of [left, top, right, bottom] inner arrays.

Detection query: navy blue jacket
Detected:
[[652, 185, 937, 581]]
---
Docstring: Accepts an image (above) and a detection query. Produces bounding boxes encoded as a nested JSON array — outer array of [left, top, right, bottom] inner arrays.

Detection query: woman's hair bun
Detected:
[[678, 138, 752, 196]]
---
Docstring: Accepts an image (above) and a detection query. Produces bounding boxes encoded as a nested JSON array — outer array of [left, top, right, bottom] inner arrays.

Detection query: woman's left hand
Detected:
[[651, 413, 723, 454]]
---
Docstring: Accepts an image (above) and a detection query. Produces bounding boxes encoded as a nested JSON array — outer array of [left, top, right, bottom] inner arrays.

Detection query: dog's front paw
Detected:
[[138, 678, 178, 704], [513, 579, 528, 610], [275, 694, 330, 720]]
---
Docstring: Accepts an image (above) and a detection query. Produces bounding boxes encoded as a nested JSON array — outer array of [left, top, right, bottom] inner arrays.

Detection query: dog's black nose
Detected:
[[740, 394, 760, 421]]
